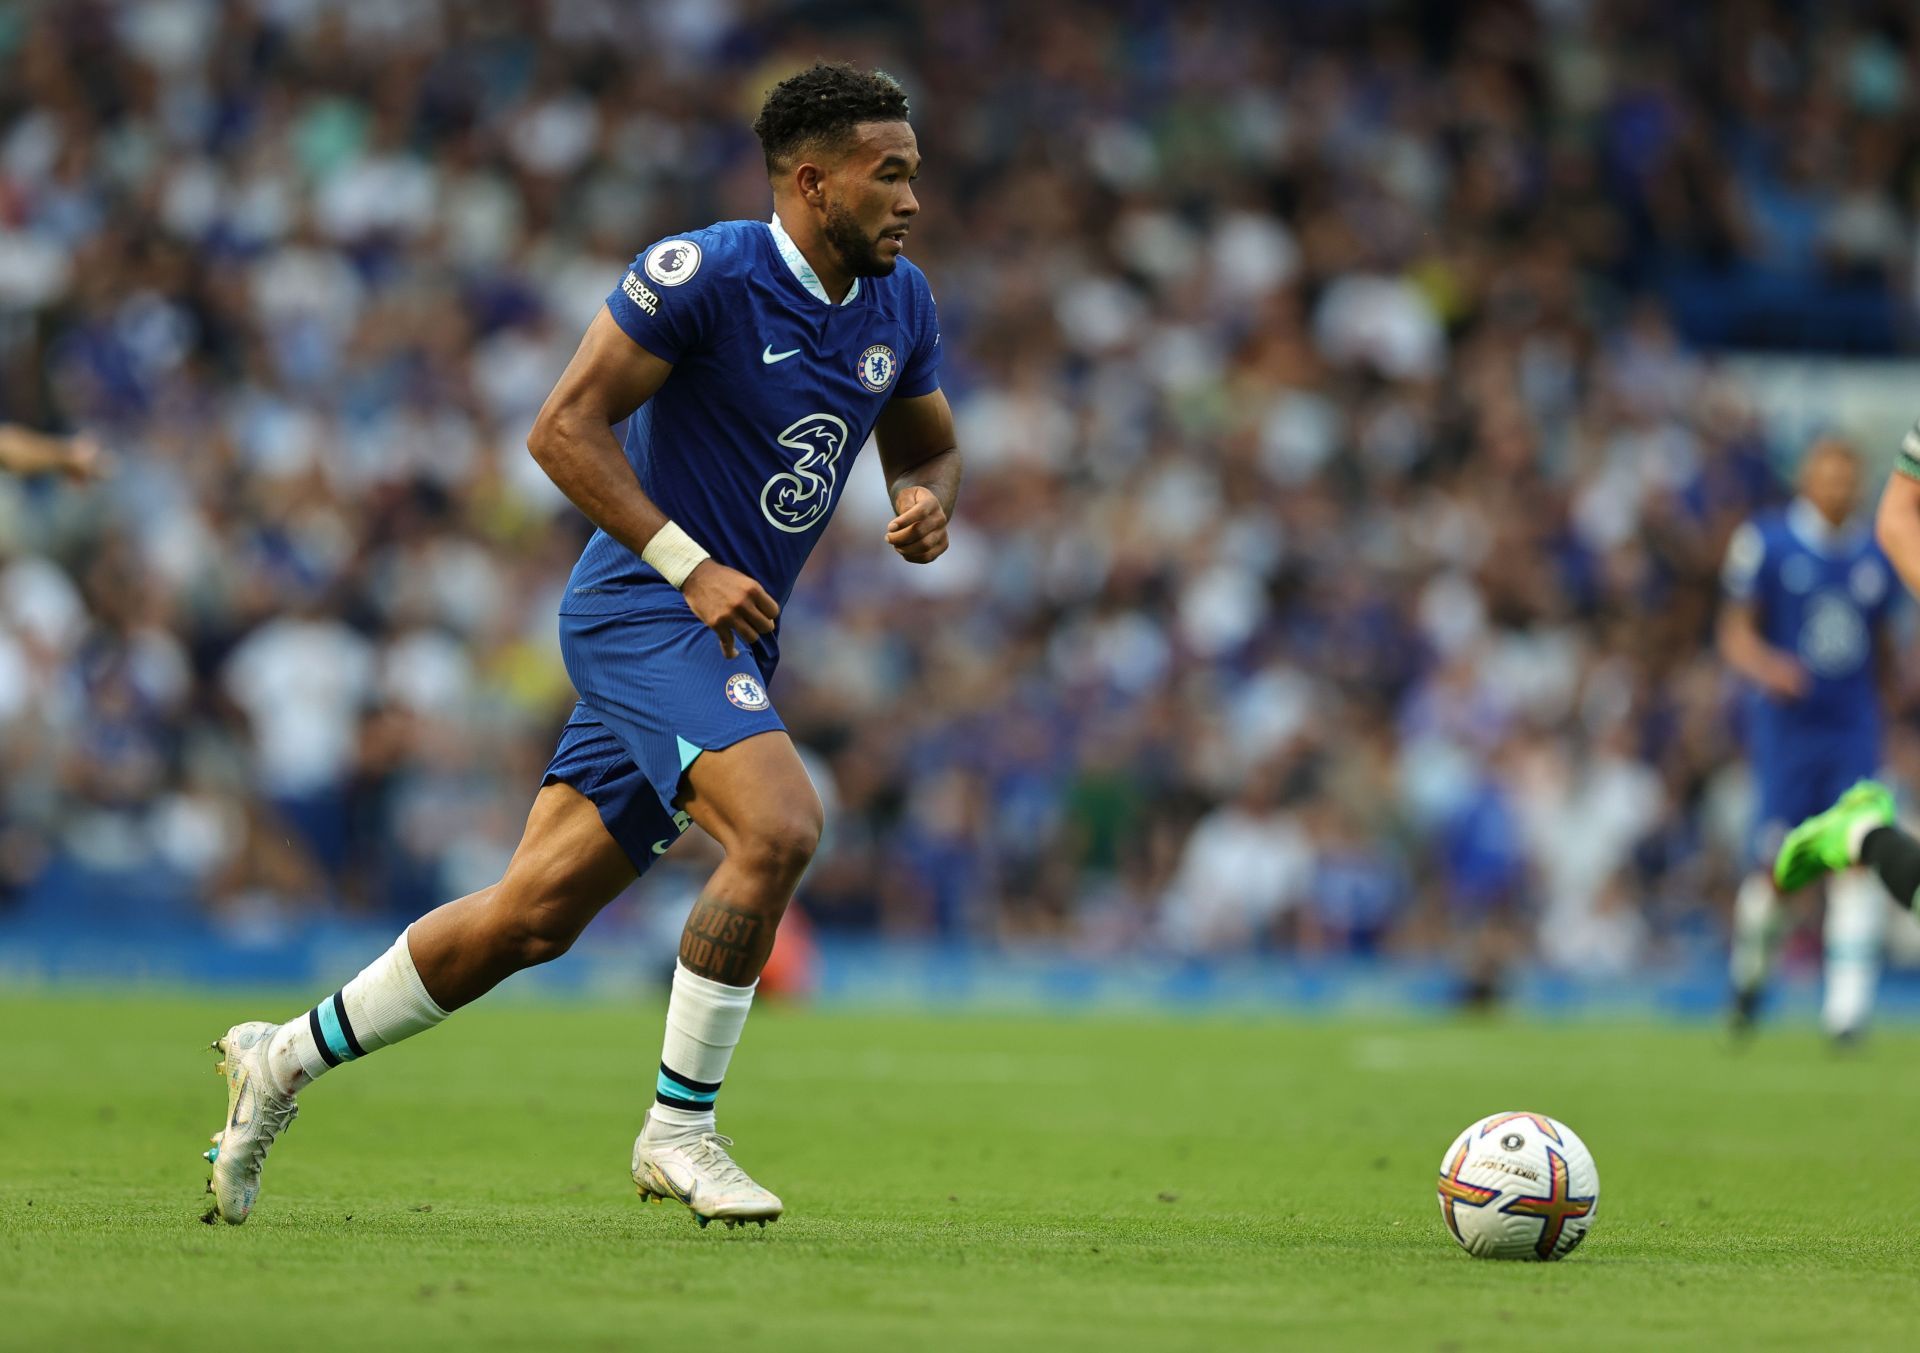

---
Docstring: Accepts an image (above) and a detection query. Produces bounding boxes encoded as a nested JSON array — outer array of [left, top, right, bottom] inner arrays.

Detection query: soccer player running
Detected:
[[1721, 438, 1898, 1042], [201, 64, 960, 1228], [1778, 423, 1920, 949]]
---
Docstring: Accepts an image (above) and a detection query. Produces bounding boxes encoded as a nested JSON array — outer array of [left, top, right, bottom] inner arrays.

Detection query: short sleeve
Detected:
[[1897, 420, 1920, 483], [1722, 521, 1766, 602], [894, 270, 942, 399], [604, 235, 718, 364]]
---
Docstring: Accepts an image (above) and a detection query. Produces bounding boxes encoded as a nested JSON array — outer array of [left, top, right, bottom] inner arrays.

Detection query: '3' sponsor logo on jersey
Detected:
[[760, 413, 849, 533]]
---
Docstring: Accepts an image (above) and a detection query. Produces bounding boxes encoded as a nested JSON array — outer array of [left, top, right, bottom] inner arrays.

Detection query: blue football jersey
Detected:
[[562, 216, 943, 674], [1722, 499, 1896, 741]]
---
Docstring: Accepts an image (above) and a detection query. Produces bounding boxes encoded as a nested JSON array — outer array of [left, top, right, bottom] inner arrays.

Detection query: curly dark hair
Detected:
[[752, 63, 911, 174]]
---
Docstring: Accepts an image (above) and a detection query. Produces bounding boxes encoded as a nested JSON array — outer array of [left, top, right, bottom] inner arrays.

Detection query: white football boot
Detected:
[[201, 1021, 298, 1225], [632, 1112, 783, 1229]]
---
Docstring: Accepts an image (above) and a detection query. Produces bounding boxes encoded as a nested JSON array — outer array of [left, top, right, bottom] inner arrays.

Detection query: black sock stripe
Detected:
[[655, 1091, 713, 1112], [659, 1062, 722, 1095], [331, 990, 367, 1059], [308, 1006, 340, 1068]]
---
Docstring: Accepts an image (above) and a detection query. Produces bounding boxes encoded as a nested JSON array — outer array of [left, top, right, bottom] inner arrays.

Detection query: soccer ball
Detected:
[[1435, 1112, 1599, 1261]]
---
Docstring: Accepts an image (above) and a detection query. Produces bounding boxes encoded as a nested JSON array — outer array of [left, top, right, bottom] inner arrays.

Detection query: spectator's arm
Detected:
[[873, 389, 960, 565], [0, 425, 104, 481]]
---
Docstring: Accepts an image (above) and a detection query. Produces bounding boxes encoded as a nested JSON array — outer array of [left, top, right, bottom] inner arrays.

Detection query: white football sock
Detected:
[[646, 959, 757, 1138], [1730, 872, 1780, 996], [1822, 870, 1885, 1037], [267, 929, 450, 1094]]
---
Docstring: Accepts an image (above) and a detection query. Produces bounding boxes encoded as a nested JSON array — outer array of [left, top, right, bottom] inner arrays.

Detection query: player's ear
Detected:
[[795, 162, 827, 207]]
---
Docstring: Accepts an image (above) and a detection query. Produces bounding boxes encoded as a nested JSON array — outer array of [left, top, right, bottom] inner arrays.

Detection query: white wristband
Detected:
[[642, 520, 710, 589]]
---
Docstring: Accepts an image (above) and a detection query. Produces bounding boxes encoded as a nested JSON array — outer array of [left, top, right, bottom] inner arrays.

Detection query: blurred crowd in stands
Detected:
[[6, 0, 1920, 976]]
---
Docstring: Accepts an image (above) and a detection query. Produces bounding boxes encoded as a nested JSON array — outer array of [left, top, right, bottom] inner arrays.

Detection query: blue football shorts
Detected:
[[1748, 731, 1881, 867], [541, 603, 786, 869]]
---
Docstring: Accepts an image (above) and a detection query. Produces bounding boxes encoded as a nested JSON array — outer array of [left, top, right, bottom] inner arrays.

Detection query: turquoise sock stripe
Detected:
[[657, 1068, 719, 1104], [315, 996, 361, 1063]]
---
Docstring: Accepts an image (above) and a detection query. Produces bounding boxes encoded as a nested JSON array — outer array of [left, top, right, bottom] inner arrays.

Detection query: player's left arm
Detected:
[[873, 389, 961, 564]]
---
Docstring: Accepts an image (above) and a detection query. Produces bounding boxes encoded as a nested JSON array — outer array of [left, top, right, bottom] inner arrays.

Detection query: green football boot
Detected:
[[1773, 780, 1895, 893]]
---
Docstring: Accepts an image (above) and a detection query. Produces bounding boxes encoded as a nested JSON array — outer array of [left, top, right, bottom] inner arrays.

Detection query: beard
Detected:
[[822, 199, 897, 278]]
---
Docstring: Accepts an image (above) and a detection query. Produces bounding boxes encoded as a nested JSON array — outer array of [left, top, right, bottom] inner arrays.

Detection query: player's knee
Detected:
[[737, 805, 822, 884], [488, 855, 608, 968], [493, 901, 586, 968]]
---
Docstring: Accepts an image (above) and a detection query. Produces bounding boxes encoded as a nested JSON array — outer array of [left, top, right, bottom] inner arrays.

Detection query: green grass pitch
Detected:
[[3, 989, 1918, 1350]]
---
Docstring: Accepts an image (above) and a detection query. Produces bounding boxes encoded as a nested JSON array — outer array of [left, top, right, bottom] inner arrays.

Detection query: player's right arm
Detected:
[[1717, 520, 1807, 701], [1875, 464, 1920, 602], [527, 308, 778, 659]]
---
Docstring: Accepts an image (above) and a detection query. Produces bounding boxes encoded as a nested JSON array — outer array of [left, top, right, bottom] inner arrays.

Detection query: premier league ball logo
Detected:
[[857, 344, 897, 393]]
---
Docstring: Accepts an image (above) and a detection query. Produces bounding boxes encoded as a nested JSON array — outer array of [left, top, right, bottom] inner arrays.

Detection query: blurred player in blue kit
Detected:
[[1776, 423, 1920, 968], [199, 64, 962, 1228], [1720, 438, 1897, 1041]]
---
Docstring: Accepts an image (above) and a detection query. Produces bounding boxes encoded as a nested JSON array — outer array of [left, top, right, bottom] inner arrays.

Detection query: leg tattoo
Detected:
[[679, 894, 773, 986]]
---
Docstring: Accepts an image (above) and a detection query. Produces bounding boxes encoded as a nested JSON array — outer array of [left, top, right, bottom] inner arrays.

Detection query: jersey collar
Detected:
[[1787, 496, 1857, 556], [768, 212, 859, 306]]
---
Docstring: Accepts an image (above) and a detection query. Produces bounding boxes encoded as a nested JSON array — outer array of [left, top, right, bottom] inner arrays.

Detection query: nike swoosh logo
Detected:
[[651, 839, 671, 856], [650, 1163, 692, 1204], [762, 345, 800, 364], [229, 1065, 252, 1128]]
